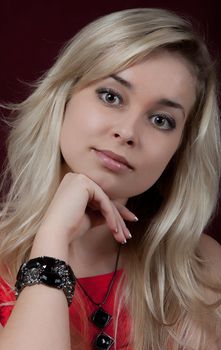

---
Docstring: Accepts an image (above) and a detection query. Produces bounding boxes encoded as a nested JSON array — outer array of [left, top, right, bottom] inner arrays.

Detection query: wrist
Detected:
[[15, 256, 76, 306], [30, 228, 70, 263]]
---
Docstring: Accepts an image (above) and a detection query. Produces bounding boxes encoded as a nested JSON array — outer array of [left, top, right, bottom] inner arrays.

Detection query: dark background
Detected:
[[0, 0, 220, 243]]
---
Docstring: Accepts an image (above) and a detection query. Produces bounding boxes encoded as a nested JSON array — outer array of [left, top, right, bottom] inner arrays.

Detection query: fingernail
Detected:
[[128, 233, 132, 239], [122, 239, 127, 244], [134, 216, 139, 222]]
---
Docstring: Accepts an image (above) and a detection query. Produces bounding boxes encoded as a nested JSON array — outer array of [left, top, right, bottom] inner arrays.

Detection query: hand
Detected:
[[38, 173, 136, 245]]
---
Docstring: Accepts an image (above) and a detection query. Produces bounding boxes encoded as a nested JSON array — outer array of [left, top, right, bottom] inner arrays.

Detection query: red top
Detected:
[[0, 270, 132, 349]]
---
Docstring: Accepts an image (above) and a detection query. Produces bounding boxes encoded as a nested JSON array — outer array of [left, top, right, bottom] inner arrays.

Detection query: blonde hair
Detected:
[[0, 8, 221, 350]]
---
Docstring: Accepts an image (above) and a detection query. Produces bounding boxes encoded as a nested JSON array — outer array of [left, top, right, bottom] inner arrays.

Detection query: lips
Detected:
[[93, 148, 134, 171]]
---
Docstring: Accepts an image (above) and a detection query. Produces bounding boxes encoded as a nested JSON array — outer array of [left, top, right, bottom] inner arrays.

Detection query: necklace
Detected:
[[76, 245, 121, 350]]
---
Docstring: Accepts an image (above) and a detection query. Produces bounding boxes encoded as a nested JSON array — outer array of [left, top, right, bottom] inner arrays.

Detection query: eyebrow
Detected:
[[110, 74, 185, 118], [157, 99, 185, 119], [110, 74, 133, 89]]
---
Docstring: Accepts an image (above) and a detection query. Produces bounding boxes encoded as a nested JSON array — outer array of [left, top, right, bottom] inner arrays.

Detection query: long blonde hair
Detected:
[[0, 8, 220, 350]]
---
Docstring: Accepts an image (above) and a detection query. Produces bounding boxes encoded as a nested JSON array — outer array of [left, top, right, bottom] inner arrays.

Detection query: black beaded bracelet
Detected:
[[15, 256, 76, 306]]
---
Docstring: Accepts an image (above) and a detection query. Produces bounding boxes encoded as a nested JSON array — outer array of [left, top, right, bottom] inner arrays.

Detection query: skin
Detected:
[[57, 50, 197, 275], [60, 51, 196, 201], [1, 51, 221, 350]]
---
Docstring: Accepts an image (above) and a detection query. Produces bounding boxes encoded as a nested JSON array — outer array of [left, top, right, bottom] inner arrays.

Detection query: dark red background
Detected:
[[0, 0, 220, 243]]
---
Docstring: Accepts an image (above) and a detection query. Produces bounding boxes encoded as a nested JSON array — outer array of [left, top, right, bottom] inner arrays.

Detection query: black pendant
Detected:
[[91, 307, 112, 329], [94, 332, 114, 350]]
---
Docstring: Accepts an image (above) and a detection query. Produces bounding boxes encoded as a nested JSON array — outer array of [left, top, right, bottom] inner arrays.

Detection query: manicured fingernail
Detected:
[[134, 216, 139, 221], [122, 239, 127, 244], [128, 233, 132, 239]]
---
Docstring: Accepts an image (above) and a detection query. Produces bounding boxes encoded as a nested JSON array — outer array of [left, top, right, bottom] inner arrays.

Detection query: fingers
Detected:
[[88, 187, 120, 236], [114, 202, 138, 222], [111, 202, 139, 244], [88, 186, 138, 245], [110, 204, 131, 244]]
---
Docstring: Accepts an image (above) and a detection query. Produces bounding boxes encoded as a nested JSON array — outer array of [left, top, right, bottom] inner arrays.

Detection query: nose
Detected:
[[113, 131, 134, 146], [112, 115, 138, 146]]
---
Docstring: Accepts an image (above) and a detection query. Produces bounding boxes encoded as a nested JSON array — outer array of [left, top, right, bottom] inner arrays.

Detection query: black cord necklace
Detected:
[[76, 245, 121, 350]]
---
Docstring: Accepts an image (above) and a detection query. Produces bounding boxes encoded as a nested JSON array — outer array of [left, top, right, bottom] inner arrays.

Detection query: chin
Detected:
[[84, 174, 123, 199]]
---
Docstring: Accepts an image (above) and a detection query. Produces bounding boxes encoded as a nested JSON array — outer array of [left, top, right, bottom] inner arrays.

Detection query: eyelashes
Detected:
[[149, 114, 176, 130], [96, 87, 123, 106], [95, 87, 176, 130]]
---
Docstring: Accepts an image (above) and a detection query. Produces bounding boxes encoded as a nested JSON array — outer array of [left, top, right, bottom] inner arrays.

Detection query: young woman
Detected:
[[0, 7, 220, 350]]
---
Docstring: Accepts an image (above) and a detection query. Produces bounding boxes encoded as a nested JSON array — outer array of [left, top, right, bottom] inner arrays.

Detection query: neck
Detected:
[[69, 224, 123, 278]]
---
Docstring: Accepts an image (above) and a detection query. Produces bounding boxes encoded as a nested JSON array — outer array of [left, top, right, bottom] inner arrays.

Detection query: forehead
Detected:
[[118, 50, 195, 87], [112, 51, 197, 116]]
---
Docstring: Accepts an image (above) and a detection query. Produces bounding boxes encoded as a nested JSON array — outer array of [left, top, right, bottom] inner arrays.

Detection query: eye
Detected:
[[149, 114, 176, 130], [96, 88, 123, 106]]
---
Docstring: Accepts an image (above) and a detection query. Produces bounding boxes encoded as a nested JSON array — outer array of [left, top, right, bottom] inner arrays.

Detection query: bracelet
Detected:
[[15, 256, 76, 306]]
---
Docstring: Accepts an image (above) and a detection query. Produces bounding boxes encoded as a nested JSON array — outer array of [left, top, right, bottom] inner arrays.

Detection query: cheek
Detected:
[[145, 135, 179, 162], [65, 104, 107, 136], [134, 139, 180, 193]]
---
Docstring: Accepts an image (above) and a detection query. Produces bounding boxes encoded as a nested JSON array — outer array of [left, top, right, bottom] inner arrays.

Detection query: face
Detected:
[[60, 51, 196, 201]]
